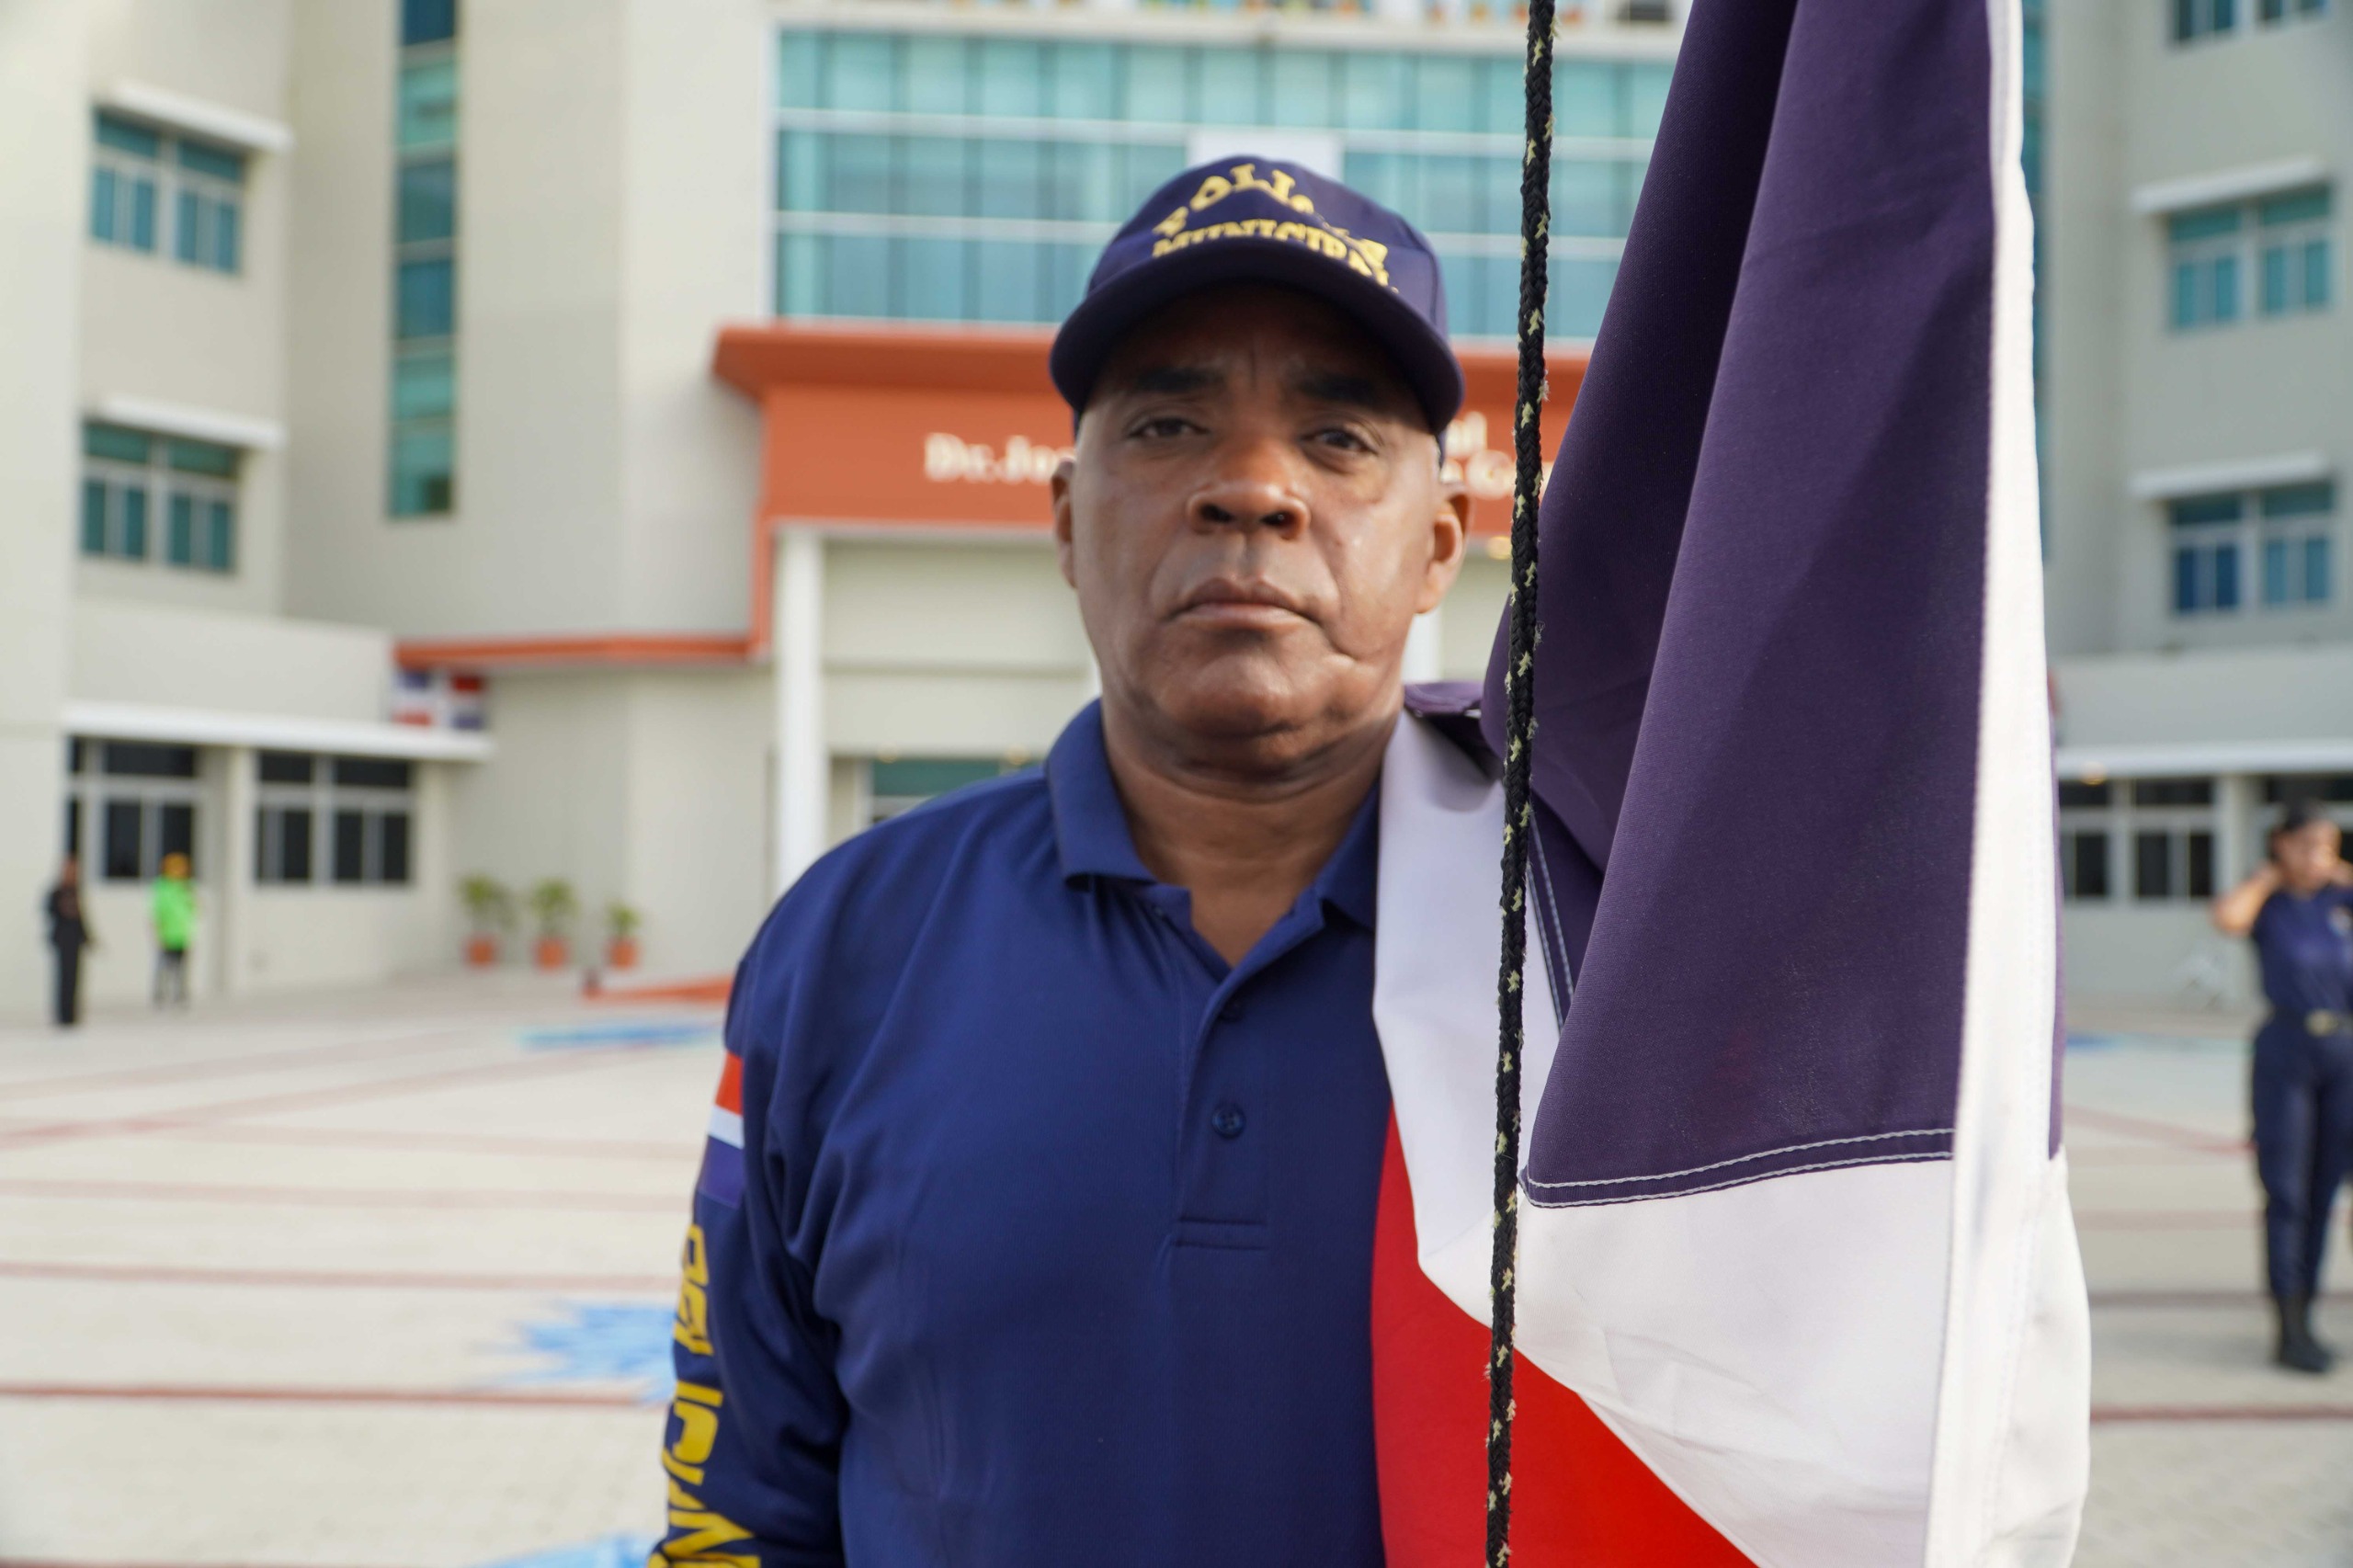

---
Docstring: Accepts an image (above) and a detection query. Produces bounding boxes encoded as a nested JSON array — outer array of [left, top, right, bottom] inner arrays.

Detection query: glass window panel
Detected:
[[2136, 775, 2217, 806], [776, 231, 823, 316], [1626, 63, 1674, 138], [2211, 254, 2240, 321], [166, 438, 237, 477], [1269, 51, 1335, 129], [1553, 160, 1618, 235], [90, 165, 118, 242], [2166, 205, 2242, 242], [824, 134, 893, 215], [103, 800, 143, 881], [778, 31, 821, 108], [2215, 0, 2239, 28], [904, 36, 969, 117], [175, 188, 202, 264], [214, 199, 240, 273], [84, 422, 151, 462], [334, 811, 368, 883], [393, 351, 456, 421], [401, 0, 458, 47], [259, 751, 314, 784], [397, 258, 456, 339], [2304, 536, 2330, 602], [2170, 261, 2199, 327], [1417, 56, 1477, 132], [2213, 541, 2241, 608], [176, 139, 244, 183], [399, 158, 458, 243], [168, 493, 197, 566], [1478, 57, 1523, 135], [1480, 155, 1519, 236], [2170, 493, 2244, 526], [81, 480, 108, 556], [1124, 47, 1190, 123], [96, 113, 161, 159], [400, 59, 460, 150], [206, 500, 234, 572], [1342, 52, 1410, 131], [2173, 546, 2199, 612], [1199, 48, 1264, 124], [2264, 537, 2290, 604], [158, 803, 196, 874], [130, 178, 156, 250], [2133, 831, 2173, 899], [1553, 61, 1620, 139], [972, 239, 1041, 323], [64, 798, 80, 861], [2057, 779, 2112, 807], [824, 234, 890, 317], [899, 136, 966, 218], [896, 237, 969, 321], [2261, 482, 2334, 518], [1427, 154, 1489, 235], [2067, 832, 2109, 899], [1438, 249, 1479, 340], [279, 808, 313, 883], [1343, 151, 1398, 211], [1043, 242, 1093, 324], [99, 744, 196, 778], [381, 813, 413, 884], [1482, 255, 1522, 338], [825, 34, 896, 112], [1049, 142, 1120, 222], [976, 40, 1044, 118], [390, 426, 455, 516], [1050, 42, 1117, 119], [2304, 239, 2330, 308], [1120, 142, 1187, 206], [2188, 833, 2216, 898], [974, 139, 1045, 220], [120, 485, 148, 559], [777, 130, 824, 212], [2262, 244, 2290, 313], [2256, 187, 2331, 225], [1551, 256, 1617, 340]]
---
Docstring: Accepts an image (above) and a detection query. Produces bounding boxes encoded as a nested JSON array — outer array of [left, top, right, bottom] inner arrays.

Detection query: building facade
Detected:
[[2040, 0, 2350, 1004]]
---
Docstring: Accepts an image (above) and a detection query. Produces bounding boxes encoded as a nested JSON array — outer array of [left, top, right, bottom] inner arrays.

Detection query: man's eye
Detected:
[[1131, 416, 1199, 439], [1311, 427, 1373, 453]]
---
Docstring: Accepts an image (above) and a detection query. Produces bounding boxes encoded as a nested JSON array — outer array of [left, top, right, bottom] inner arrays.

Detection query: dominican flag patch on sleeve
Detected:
[[696, 1051, 746, 1208]]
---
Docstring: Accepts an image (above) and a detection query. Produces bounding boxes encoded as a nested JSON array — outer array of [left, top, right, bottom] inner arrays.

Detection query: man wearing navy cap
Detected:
[[653, 159, 1470, 1566]]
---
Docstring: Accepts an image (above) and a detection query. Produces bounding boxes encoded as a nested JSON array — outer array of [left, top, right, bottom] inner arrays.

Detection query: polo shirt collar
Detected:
[[1044, 701, 1381, 931]]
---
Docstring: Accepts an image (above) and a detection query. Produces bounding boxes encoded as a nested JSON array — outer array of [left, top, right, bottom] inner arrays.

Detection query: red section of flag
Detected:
[[714, 1051, 744, 1116], [1370, 1118, 1754, 1566]]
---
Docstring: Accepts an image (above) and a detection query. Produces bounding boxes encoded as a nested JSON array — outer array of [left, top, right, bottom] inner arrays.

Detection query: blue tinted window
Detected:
[[175, 189, 201, 263], [777, 232, 823, 316], [2261, 482, 2335, 517], [177, 140, 244, 183], [828, 34, 898, 112], [1554, 161, 1620, 235], [1554, 61, 1620, 139], [1552, 256, 1618, 340], [400, 59, 459, 150], [2305, 239, 2331, 308], [168, 494, 198, 566], [905, 37, 969, 117], [2264, 537, 2290, 603], [1124, 47, 1189, 122], [972, 239, 1040, 322], [213, 199, 240, 272], [826, 134, 892, 214], [1269, 51, 1335, 128], [1417, 56, 1478, 133], [2262, 244, 2290, 313], [778, 130, 824, 211], [1626, 63, 1674, 138], [402, 0, 458, 47], [2171, 261, 2199, 327], [1341, 52, 1409, 130], [977, 40, 1045, 117], [90, 166, 118, 242], [399, 158, 458, 243], [121, 486, 149, 559], [901, 136, 967, 216], [2170, 494, 2243, 526], [1049, 142, 1121, 222], [1051, 43, 1117, 119], [390, 426, 454, 516], [2213, 542, 2240, 608], [2211, 254, 2240, 321], [81, 480, 108, 556], [2305, 536, 2331, 602], [974, 139, 1045, 220], [131, 178, 156, 250], [1199, 49, 1264, 124], [2167, 206, 2241, 242], [779, 32, 822, 108], [397, 258, 456, 339], [2173, 547, 2199, 612], [827, 234, 890, 316], [898, 237, 969, 320], [96, 112, 161, 159], [393, 352, 456, 421]]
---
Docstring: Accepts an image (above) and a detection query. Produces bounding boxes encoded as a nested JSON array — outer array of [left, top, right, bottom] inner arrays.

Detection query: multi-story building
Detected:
[[2040, 0, 2349, 1004], [0, 0, 1677, 1020]]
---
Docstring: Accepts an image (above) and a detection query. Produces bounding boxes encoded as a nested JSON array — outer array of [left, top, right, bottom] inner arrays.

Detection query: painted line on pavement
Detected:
[[0, 1177, 685, 1214], [2093, 1404, 2353, 1424], [2090, 1289, 2352, 1308], [150, 1122, 697, 1163], [2063, 1105, 2245, 1155], [2071, 1210, 2255, 1230], [0, 1024, 489, 1103], [0, 1258, 673, 1293], [0, 1382, 649, 1409]]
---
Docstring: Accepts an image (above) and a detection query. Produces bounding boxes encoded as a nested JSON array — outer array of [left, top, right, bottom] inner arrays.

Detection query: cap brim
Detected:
[[1049, 239, 1466, 435]]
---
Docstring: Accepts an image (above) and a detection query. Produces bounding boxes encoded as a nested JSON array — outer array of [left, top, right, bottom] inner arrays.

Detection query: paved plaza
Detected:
[[0, 983, 2347, 1565]]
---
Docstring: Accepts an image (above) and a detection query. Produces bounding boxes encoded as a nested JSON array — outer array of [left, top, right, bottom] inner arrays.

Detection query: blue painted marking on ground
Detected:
[[472, 1531, 660, 1568], [517, 1020, 718, 1051], [491, 1301, 677, 1404]]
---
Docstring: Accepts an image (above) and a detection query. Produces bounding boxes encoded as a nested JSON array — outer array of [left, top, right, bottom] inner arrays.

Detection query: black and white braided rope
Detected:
[[1487, 1, 1553, 1562]]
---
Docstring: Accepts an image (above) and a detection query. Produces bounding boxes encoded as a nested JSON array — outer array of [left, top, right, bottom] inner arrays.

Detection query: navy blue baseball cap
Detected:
[[1050, 156, 1463, 434]]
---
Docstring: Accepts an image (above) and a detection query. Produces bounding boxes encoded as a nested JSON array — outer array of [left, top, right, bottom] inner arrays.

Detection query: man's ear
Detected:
[[1051, 455, 1079, 590], [1415, 470, 1471, 616]]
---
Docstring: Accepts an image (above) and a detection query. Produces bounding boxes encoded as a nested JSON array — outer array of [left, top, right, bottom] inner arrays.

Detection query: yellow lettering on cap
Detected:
[[1152, 206, 1188, 239], [1189, 174, 1232, 211]]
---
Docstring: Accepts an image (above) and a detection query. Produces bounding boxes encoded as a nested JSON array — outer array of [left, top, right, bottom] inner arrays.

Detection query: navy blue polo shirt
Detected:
[[661, 702, 1392, 1568], [2251, 884, 2353, 1023]]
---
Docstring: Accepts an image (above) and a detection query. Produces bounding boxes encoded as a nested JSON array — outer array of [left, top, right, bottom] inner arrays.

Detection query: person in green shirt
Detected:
[[151, 852, 194, 1007]]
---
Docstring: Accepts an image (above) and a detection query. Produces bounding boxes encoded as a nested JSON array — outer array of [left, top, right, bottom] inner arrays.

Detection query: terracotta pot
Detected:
[[606, 936, 641, 971], [464, 935, 499, 968], [534, 936, 571, 971]]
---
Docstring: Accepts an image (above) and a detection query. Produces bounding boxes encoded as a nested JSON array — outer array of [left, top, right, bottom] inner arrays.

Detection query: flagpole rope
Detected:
[[1488, 0, 1553, 1561]]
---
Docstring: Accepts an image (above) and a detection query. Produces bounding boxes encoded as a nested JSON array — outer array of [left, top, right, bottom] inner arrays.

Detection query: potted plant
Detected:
[[527, 878, 579, 970], [604, 902, 642, 971], [458, 875, 513, 967]]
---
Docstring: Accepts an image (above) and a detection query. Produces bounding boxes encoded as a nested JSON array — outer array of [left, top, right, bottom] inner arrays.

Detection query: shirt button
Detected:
[[1211, 1103, 1246, 1140]]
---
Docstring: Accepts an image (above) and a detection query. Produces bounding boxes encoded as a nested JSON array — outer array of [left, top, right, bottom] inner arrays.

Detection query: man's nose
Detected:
[[1188, 444, 1308, 536]]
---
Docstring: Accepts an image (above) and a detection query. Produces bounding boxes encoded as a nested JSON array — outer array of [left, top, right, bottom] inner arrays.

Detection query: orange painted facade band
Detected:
[[395, 324, 1588, 671]]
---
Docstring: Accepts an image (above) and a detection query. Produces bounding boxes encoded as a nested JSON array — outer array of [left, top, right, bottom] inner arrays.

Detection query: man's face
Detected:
[[1052, 284, 1467, 769]]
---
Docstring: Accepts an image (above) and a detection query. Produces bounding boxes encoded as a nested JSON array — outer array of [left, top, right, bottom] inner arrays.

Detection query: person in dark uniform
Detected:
[[2213, 800, 2353, 1373], [42, 855, 94, 1028]]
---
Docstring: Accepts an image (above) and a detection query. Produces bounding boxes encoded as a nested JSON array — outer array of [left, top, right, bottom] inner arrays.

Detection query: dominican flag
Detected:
[[1368, 0, 2087, 1563]]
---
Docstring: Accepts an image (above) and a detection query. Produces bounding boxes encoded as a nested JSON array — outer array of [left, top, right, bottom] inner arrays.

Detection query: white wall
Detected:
[[2063, 903, 2256, 1011], [69, 598, 394, 722], [0, 0, 90, 1023], [2055, 642, 2353, 749]]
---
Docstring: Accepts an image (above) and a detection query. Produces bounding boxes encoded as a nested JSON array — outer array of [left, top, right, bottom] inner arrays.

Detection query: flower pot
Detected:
[[606, 936, 640, 971], [465, 935, 499, 968], [534, 936, 571, 971]]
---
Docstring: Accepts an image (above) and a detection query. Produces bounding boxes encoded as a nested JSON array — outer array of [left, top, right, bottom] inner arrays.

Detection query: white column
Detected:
[[218, 746, 256, 996], [773, 526, 827, 895], [1403, 606, 1446, 684], [2215, 772, 2258, 884]]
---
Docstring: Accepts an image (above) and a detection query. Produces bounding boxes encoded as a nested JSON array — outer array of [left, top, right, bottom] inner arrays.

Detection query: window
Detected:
[[869, 756, 1023, 825], [2059, 776, 2216, 903], [89, 112, 244, 273], [392, 10, 460, 517], [65, 740, 200, 883], [2257, 0, 2330, 19], [2173, 0, 2239, 39], [769, 30, 1666, 341], [80, 423, 238, 573], [2168, 187, 2333, 331], [2168, 481, 2335, 617], [256, 752, 415, 887]]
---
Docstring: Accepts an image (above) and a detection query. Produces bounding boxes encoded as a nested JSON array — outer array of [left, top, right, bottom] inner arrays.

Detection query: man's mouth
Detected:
[[1174, 581, 1310, 629]]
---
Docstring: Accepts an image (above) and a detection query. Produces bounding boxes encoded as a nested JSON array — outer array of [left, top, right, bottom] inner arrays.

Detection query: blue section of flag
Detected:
[[472, 1532, 661, 1568], [696, 1136, 745, 1208]]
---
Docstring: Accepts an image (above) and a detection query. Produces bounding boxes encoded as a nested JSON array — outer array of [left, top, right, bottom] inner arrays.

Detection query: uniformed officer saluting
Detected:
[[2213, 799, 2353, 1375], [655, 161, 1468, 1565]]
